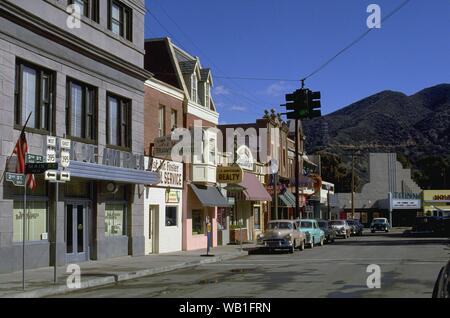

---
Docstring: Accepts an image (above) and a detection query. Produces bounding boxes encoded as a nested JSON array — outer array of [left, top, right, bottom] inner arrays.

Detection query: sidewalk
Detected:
[[0, 245, 253, 298]]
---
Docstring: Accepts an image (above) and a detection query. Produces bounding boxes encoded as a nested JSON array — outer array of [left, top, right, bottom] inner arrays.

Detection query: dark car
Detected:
[[347, 219, 363, 236], [317, 220, 336, 243], [412, 216, 450, 237], [432, 260, 450, 298], [370, 218, 390, 233]]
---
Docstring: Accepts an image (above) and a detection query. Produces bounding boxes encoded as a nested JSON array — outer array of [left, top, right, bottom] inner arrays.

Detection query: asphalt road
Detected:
[[53, 231, 450, 298]]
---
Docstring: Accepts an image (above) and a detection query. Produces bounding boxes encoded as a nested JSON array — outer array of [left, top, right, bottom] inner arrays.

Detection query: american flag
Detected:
[[13, 132, 37, 191]]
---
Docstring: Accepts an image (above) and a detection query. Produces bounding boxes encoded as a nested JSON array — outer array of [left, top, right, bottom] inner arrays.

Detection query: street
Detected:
[[54, 230, 450, 298]]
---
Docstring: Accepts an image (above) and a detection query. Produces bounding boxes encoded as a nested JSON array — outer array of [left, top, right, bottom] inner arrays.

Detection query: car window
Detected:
[[300, 221, 313, 228], [268, 222, 293, 230], [330, 221, 344, 226], [318, 222, 327, 228]]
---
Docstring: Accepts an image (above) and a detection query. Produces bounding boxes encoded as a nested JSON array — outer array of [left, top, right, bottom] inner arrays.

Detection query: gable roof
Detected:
[[179, 60, 198, 75]]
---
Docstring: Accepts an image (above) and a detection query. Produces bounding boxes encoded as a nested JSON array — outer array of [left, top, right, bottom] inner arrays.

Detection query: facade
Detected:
[[143, 38, 228, 252], [0, 0, 158, 274], [334, 153, 422, 227], [422, 190, 450, 217]]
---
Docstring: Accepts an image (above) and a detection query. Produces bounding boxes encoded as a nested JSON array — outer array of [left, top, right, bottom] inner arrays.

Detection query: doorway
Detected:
[[66, 202, 89, 263], [146, 205, 158, 254]]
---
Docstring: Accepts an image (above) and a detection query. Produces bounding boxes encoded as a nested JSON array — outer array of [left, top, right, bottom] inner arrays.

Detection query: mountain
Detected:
[[302, 84, 450, 190]]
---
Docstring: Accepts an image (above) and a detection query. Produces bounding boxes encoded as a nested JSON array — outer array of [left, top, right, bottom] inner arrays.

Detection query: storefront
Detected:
[[144, 158, 183, 254], [423, 190, 450, 217]]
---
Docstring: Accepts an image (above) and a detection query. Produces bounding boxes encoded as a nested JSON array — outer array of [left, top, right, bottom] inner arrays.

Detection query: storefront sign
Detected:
[[433, 194, 450, 201], [166, 190, 180, 204], [148, 158, 183, 188], [389, 192, 421, 209], [392, 199, 421, 209], [392, 192, 420, 200], [154, 136, 177, 159], [217, 166, 243, 184]]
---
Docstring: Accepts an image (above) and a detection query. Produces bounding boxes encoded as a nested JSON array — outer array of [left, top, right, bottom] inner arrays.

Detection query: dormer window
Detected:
[[191, 73, 198, 103], [205, 82, 210, 108]]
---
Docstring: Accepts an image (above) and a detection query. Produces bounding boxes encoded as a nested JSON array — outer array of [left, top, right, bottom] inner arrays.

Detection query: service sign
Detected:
[[147, 158, 183, 188], [217, 166, 243, 184]]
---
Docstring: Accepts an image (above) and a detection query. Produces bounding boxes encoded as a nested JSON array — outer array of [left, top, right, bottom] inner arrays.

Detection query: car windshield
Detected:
[[268, 222, 293, 230], [300, 221, 313, 228], [330, 221, 344, 226], [373, 219, 386, 224], [318, 221, 327, 228], [347, 220, 355, 225]]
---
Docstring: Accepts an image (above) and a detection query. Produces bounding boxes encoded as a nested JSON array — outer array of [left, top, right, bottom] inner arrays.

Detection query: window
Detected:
[[191, 73, 198, 103], [69, 0, 99, 23], [158, 106, 165, 137], [209, 138, 216, 165], [165, 206, 177, 227], [67, 79, 96, 141], [108, 0, 132, 41], [15, 61, 54, 132], [170, 109, 177, 131], [254, 207, 261, 230], [13, 201, 48, 242], [192, 210, 204, 235], [205, 83, 210, 108], [107, 94, 131, 148], [105, 204, 126, 237]]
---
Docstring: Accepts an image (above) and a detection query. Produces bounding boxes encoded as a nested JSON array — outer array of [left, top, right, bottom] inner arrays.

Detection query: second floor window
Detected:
[[158, 106, 165, 137], [109, 0, 133, 41], [15, 61, 54, 132], [205, 83, 210, 108], [191, 74, 198, 103], [69, 0, 99, 23], [170, 109, 177, 131], [66, 79, 97, 141], [107, 94, 131, 148]]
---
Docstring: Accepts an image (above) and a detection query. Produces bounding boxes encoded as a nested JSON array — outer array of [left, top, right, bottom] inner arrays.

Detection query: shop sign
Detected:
[[217, 165, 243, 184], [392, 199, 421, 209], [392, 192, 420, 200], [148, 158, 183, 188], [433, 194, 450, 201], [166, 190, 180, 204], [154, 136, 177, 159]]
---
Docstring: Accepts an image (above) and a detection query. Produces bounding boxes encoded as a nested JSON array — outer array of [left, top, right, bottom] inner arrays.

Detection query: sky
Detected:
[[144, 0, 450, 124]]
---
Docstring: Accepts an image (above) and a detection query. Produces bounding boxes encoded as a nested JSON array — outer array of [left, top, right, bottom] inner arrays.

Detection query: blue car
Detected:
[[296, 219, 325, 248]]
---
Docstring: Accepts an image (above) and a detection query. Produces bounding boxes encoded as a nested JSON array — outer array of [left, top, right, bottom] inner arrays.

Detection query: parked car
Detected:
[[317, 220, 336, 243], [432, 260, 450, 298], [347, 219, 363, 236], [296, 219, 325, 248], [329, 220, 352, 239], [411, 216, 450, 237], [257, 220, 307, 253], [370, 218, 390, 233]]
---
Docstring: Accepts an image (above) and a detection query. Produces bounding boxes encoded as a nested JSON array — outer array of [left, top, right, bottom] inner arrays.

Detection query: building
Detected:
[[422, 190, 450, 217], [334, 153, 422, 227], [0, 0, 159, 274], [143, 38, 229, 252]]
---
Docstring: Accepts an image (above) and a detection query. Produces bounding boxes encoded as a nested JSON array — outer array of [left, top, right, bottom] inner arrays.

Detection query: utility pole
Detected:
[[295, 117, 300, 220], [351, 151, 355, 219]]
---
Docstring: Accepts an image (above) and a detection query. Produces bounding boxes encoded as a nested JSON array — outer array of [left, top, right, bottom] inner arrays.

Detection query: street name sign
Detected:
[[26, 163, 59, 174], [6, 173, 25, 187], [26, 154, 44, 164]]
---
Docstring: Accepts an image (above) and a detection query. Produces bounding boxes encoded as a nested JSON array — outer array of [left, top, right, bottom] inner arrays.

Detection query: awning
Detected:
[[190, 184, 230, 207], [239, 172, 272, 201], [59, 160, 160, 185], [302, 155, 317, 167]]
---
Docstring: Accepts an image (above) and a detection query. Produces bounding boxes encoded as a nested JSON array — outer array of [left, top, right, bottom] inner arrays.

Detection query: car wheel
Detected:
[[289, 246, 294, 254], [319, 236, 324, 246], [371, 230, 375, 233], [299, 240, 305, 251], [310, 239, 314, 248]]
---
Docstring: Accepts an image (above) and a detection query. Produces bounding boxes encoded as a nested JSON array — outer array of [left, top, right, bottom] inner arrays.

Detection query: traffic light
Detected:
[[283, 89, 308, 120], [306, 90, 322, 119]]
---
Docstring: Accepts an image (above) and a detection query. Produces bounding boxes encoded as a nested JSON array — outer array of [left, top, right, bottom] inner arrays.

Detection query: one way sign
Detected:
[[45, 171, 57, 181]]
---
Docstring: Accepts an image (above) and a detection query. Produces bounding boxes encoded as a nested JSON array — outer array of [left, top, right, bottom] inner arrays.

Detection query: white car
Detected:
[[329, 220, 352, 239]]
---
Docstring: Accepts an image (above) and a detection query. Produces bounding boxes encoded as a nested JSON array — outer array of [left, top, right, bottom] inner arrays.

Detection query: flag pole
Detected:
[[22, 176, 26, 290], [0, 112, 33, 184]]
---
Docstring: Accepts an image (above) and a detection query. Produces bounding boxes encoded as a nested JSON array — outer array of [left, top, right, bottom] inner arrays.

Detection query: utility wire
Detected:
[[301, 0, 412, 82]]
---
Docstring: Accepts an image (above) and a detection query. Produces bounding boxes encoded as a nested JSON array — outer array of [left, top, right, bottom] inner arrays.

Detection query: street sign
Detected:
[[60, 139, 71, 150], [46, 149, 56, 163], [25, 154, 44, 164], [26, 163, 59, 174], [60, 172, 71, 182], [60, 151, 70, 168], [6, 172, 25, 187], [46, 136, 57, 148], [44, 170, 57, 181]]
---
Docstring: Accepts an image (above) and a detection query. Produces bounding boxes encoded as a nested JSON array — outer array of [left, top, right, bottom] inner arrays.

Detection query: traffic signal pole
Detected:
[[295, 118, 300, 219]]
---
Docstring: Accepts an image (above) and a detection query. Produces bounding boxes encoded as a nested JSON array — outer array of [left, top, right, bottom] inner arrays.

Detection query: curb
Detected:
[[3, 252, 246, 298]]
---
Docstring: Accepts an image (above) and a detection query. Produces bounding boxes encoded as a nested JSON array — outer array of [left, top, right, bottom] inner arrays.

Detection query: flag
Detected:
[[13, 132, 37, 191]]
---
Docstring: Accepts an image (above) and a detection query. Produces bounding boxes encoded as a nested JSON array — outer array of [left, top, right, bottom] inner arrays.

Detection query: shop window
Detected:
[[13, 201, 48, 242], [165, 206, 177, 227], [254, 207, 261, 230], [192, 210, 204, 235], [14, 60, 54, 132], [105, 204, 127, 237]]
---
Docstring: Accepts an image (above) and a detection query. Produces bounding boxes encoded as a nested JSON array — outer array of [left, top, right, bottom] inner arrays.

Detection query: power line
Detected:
[[301, 0, 412, 82]]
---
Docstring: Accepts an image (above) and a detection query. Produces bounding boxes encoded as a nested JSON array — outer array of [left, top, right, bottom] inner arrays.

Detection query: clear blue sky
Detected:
[[144, 0, 450, 124]]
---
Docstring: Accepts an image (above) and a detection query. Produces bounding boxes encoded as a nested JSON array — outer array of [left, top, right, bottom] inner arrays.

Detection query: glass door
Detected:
[[66, 203, 88, 263]]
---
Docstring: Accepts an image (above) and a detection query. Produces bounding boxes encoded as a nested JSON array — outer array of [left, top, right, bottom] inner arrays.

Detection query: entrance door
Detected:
[[66, 203, 88, 263], [146, 205, 158, 254]]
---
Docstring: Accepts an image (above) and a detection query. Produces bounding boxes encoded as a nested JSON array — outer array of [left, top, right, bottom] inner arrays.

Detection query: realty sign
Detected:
[[216, 165, 243, 184]]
